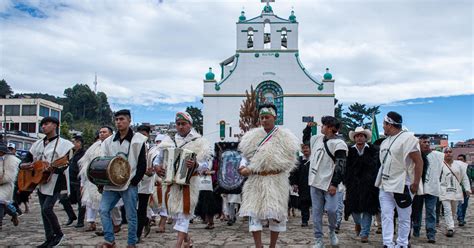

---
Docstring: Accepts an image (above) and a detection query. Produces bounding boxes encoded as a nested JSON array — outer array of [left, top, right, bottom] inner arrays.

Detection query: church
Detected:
[[202, 2, 335, 144]]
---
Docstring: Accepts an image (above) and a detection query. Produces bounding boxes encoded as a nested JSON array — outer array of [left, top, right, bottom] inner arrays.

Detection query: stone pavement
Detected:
[[1, 193, 473, 247]]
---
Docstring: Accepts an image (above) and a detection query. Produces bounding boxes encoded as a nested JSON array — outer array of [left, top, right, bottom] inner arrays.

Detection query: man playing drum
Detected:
[[97, 110, 147, 248], [154, 112, 212, 248], [238, 103, 300, 248], [19, 116, 74, 248]]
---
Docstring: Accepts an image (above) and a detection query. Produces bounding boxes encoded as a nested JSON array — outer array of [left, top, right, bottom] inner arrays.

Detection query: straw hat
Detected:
[[349, 127, 372, 142]]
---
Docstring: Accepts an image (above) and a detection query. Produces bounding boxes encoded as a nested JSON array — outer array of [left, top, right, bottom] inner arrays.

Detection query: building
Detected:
[[202, 2, 335, 144], [0, 97, 63, 143], [414, 133, 449, 150]]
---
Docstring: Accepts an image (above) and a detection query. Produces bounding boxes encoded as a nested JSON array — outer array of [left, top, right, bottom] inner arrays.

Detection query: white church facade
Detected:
[[203, 3, 335, 144]]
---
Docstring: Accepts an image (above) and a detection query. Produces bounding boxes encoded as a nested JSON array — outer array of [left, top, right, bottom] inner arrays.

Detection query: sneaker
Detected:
[[313, 237, 324, 248], [329, 231, 339, 246], [458, 221, 466, 227], [427, 237, 436, 243], [49, 233, 64, 247], [446, 229, 454, 237]]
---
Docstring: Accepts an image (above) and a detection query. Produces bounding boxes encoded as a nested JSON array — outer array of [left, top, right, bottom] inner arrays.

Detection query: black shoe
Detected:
[[36, 238, 52, 248], [301, 222, 308, 227], [428, 237, 436, 243], [458, 221, 466, 227], [65, 217, 77, 226], [49, 233, 64, 247], [446, 229, 454, 237], [74, 223, 84, 228]]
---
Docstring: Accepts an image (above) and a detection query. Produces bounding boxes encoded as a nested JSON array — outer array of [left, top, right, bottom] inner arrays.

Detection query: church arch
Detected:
[[256, 80, 284, 125]]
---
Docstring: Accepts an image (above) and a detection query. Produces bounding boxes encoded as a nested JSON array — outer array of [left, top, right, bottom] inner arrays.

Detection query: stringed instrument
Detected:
[[17, 155, 69, 192]]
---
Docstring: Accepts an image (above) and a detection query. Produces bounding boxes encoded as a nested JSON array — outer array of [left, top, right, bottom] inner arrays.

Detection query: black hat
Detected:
[[114, 109, 131, 118], [0, 142, 10, 154], [40, 116, 60, 126]]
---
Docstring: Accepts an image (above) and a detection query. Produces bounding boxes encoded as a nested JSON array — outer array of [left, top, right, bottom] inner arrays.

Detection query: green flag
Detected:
[[371, 113, 380, 144]]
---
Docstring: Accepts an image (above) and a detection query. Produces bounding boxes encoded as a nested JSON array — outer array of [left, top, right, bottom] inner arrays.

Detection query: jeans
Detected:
[[352, 212, 372, 237], [379, 190, 412, 248], [0, 203, 17, 226], [38, 191, 62, 240], [457, 194, 470, 223], [137, 193, 150, 238], [336, 192, 344, 227], [100, 186, 138, 245], [310, 187, 338, 239], [411, 194, 437, 239]]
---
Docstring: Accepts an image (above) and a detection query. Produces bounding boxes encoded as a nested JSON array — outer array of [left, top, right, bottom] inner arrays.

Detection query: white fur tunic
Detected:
[[238, 127, 299, 222], [0, 154, 21, 203], [157, 129, 212, 218]]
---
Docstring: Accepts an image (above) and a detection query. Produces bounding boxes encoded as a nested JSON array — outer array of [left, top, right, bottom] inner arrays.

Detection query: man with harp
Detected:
[[20, 116, 74, 248]]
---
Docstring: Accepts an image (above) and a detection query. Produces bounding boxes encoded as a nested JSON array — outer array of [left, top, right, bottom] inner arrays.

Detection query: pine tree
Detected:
[[239, 86, 260, 133]]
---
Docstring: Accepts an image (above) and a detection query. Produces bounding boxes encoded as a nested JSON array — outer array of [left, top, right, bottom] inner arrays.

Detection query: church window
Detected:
[[256, 81, 284, 125], [247, 27, 254, 49], [281, 28, 288, 49], [264, 20, 271, 49]]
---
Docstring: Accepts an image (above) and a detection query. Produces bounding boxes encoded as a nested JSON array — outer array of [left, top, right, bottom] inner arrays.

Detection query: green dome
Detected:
[[205, 67, 215, 80], [263, 5, 273, 13], [239, 11, 246, 22], [289, 10, 296, 22], [323, 68, 333, 80]]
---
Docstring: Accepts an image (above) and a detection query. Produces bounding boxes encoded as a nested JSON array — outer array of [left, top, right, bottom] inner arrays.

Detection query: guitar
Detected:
[[18, 155, 69, 192]]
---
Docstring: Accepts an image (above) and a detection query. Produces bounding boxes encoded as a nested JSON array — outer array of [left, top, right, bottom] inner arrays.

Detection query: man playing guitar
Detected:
[[19, 116, 74, 248]]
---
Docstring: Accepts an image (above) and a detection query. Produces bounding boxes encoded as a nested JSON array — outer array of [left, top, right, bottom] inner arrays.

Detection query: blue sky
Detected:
[[1, 0, 472, 142]]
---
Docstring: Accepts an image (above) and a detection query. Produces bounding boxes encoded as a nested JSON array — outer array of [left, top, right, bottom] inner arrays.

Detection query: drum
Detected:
[[87, 156, 131, 187]]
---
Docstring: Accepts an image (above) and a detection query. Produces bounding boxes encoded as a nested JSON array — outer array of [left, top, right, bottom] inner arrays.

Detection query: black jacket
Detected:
[[68, 148, 85, 184], [290, 156, 311, 205], [344, 144, 380, 219]]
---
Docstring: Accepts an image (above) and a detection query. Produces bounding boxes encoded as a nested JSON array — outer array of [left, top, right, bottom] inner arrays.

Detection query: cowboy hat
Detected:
[[349, 127, 372, 142]]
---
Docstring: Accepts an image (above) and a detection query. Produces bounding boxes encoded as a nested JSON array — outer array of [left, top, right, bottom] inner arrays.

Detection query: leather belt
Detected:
[[255, 170, 282, 176]]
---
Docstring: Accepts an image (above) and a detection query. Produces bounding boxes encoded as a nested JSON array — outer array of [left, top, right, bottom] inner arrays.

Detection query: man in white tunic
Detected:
[[411, 135, 443, 243], [238, 103, 299, 248], [20, 117, 74, 248], [440, 147, 471, 237], [154, 112, 211, 248], [376, 111, 423, 248], [307, 116, 348, 248], [0, 142, 21, 230], [98, 110, 147, 248]]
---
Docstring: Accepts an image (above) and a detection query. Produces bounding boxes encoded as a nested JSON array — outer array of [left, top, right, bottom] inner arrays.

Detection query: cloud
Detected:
[[383, 99, 434, 107], [441, 128, 463, 133], [0, 0, 472, 108]]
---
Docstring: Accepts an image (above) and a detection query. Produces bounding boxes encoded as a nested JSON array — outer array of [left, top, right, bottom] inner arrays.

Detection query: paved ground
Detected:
[[0, 193, 473, 247]]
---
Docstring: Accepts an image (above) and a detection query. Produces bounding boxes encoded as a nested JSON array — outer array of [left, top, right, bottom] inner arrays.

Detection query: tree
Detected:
[[81, 124, 96, 147], [96, 92, 113, 125], [342, 102, 380, 141], [0, 79, 13, 98], [186, 106, 203, 134], [60, 121, 72, 140], [239, 86, 260, 133], [334, 98, 350, 140]]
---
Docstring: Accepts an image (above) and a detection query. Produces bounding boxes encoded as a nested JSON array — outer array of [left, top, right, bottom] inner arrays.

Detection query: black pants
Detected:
[[300, 203, 310, 224], [59, 183, 85, 224], [38, 191, 62, 240], [136, 193, 150, 238]]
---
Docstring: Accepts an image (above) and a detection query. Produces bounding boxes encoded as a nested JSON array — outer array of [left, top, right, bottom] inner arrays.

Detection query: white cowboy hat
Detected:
[[349, 127, 372, 142]]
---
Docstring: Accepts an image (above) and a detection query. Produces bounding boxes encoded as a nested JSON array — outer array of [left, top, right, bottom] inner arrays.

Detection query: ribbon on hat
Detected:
[[384, 115, 402, 125], [259, 107, 276, 117], [176, 112, 193, 124]]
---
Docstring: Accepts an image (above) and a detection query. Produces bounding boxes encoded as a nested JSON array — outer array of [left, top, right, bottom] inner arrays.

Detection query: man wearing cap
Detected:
[[238, 103, 299, 248], [98, 110, 147, 248], [344, 127, 380, 243], [375, 111, 423, 248], [20, 116, 74, 248], [78, 126, 123, 233], [306, 116, 348, 248], [0, 142, 21, 231], [411, 135, 443, 243], [153, 111, 211, 248]]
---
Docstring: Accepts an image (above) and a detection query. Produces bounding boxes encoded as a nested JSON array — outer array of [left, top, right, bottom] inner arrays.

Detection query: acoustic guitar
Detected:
[[17, 155, 69, 192]]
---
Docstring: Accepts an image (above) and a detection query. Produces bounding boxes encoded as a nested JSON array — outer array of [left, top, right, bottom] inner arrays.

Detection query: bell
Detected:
[[247, 36, 254, 48], [281, 36, 287, 48]]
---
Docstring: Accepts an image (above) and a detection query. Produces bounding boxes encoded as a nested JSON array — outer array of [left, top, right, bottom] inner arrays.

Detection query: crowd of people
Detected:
[[0, 104, 472, 248]]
